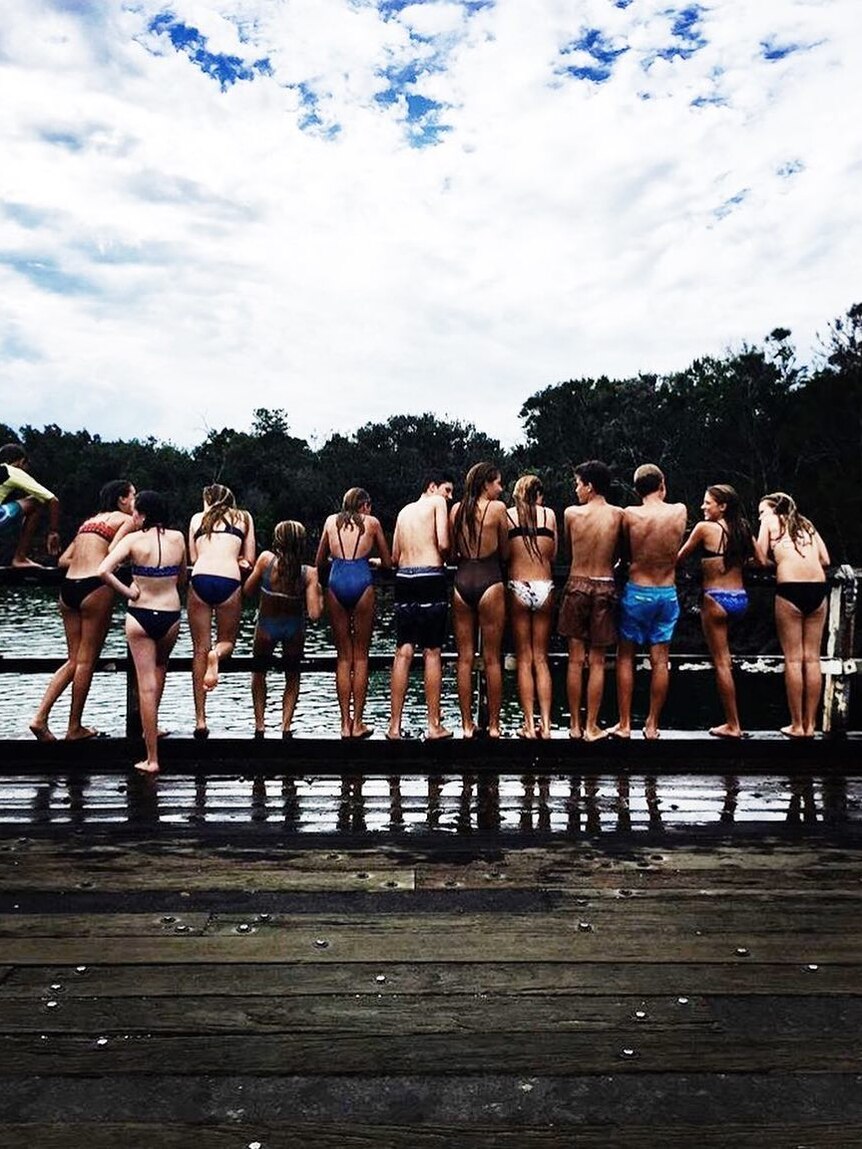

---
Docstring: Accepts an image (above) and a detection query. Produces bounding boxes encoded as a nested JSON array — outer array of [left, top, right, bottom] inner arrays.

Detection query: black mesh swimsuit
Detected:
[[454, 501, 502, 609]]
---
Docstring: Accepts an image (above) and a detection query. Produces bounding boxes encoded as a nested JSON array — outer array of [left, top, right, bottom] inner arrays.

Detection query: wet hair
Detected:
[[134, 490, 168, 531], [335, 488, 370, 534], [0, 443, 27, 466], [706, 484, 754, 571], [269, 521, 306, 594], [574, 460, 611, 498], [512, 474, 545, 560], [633, 463, 665, 497], [97, 480, 134, 513], [199, 483, 246, 538], [422, 471, 455, 494], [453, 462, 500, 555], [760, 490, 816, 555]]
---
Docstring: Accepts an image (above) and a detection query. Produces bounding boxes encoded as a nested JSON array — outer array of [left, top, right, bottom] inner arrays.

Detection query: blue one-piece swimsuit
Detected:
[[328, 523, 373, 610]]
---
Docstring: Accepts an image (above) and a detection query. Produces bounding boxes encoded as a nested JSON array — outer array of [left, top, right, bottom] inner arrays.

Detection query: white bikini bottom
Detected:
[[508, 579, 554, 611]]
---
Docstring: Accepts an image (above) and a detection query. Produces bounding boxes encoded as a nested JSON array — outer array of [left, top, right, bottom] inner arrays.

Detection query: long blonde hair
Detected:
[[199, 483, 246, 538], [512, 474, 544, 560], [269, 521, 306, 594], [335, 487, 369, 535], [760, 490, 816, 555]]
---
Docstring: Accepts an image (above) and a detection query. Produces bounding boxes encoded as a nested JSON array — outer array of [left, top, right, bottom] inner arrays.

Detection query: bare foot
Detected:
[[518, 726, 537, 740], [133, 760, 159, 774], [537, 723, 552, 740], [487, 726, 502, 739], [781, 725, 811, 739], [461, 725, 477, 740], [352, 725, 373, 740], [583, 728, 609, 743], [203, 650, 219, 692], [709, 724, 743, 739], [29, 721, 56, 743], [66, 726, 101, 741], [607, 724, 630, 740], [568, 727, 583, 741], [341, 721, 354, 740], [642, 725, 661, 740], [426, 726, 453, 741]]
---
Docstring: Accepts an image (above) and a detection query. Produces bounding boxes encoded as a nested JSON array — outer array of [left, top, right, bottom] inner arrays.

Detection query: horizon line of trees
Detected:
[[3, 302, 860, 563]]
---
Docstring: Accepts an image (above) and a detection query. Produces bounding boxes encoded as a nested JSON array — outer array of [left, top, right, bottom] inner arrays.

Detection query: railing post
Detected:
[[822, 565, 858, 736]]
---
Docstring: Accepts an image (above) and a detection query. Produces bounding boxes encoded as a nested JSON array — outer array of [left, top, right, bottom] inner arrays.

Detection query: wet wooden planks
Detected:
[[1, 829, 862, 1144]]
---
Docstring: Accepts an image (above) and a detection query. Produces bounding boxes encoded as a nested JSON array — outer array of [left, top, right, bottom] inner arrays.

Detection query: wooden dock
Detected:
[[1, 756, 861, 1147]]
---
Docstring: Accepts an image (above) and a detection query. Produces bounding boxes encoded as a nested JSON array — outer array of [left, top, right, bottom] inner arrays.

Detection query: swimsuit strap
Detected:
[[471, 500, 491, 558], [336, 520, 362, 560]]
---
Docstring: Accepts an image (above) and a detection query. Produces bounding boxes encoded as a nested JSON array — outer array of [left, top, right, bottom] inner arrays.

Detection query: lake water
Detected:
[[0, 585, 804, 739]]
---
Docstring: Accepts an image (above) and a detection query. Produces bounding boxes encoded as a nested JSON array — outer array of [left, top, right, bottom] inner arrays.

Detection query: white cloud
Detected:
[[0, 0, 860, 449]]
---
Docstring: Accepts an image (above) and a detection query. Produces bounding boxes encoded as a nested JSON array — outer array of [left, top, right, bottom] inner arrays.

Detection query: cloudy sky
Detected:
[[1, 0, 859, 449]]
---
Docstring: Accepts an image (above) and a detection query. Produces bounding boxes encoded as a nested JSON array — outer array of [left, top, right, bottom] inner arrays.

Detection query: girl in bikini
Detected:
[[450, 462, 509, 738], [757, 491, 831, 738], [244, 521, 322, 739], [506, 475, 558, 739], [678, 484, 757, 738], [29, 480, 136, 742], [187, 484, 256, 738], [98, 491, 186, 774], [315, 488, 391, 739]]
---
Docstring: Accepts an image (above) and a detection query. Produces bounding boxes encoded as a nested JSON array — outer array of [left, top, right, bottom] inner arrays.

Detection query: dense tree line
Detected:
[[3, 303, 860, 564]]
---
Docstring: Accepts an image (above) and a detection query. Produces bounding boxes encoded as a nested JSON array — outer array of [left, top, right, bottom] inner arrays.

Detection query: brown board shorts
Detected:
[[557, 576, 618, 645]]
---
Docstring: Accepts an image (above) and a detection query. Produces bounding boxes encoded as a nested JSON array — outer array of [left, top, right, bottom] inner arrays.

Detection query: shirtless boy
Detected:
[[612, 464, 687, 740], [557, 460, 623, 741], [0, 443, 60, 566], [387, 472, 454, 741]]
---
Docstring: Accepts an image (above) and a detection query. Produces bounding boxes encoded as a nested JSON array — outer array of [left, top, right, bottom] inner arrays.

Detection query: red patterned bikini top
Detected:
[[77, 517, 120, 542]]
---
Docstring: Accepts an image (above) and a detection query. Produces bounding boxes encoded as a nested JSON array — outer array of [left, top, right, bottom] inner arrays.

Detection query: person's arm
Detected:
[[240, 512, 256, 570], [816, 531, 831, 569], [187, 514, 201, 565], [109, 515, 136, 551], [755, 511, 776, 567], [314, 520, 332, 578], [497, 504, 510, 564], [57, 538, 76, 569], [561, 507, 575, 564], [243, 552, 269, 599], [547, 508, 559, 563], [305, 566, 323, 622], [677, 521, 705, 565], [391, 517, 401, 568], [373, 517, 393, 569], [98, 536, 139, 600], [434, 496, 450, 561]]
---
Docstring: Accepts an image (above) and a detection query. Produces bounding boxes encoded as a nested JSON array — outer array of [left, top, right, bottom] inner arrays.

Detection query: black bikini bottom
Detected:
[[60, 576, 106, 611], [775, 582, 827, 617], [127, 607, 181, 641]]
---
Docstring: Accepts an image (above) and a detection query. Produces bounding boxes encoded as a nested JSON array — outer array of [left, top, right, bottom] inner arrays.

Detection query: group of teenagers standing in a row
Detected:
[[18, 452, 830, 774]]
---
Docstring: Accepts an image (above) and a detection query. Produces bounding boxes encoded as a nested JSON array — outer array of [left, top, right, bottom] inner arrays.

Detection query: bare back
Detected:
[[625, 500, 687, 587], [506, 506, 557, 580], [393, 495, 449, 568], [565, 501, 623, 578], [758, 511, 829, 583]]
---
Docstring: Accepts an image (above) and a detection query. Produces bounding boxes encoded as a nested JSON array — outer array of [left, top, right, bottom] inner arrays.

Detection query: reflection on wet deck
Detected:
[[1, 771, 859, 836]]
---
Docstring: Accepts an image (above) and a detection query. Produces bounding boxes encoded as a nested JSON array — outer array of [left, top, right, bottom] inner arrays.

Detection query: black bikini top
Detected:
[[698, 524, 727, 561], [507, 508, 554, 541], [194, 520, 246, 542]]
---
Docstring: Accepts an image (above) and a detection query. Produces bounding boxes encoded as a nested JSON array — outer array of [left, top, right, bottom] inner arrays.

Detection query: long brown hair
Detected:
[[335, 487, 369, 535], [269, 521, 306, 594], [512, 474, 545, 560], [707, 484, 753, 571], [760, 490, 816, 555], [453, 462, 500, 555], [199, 483, 246, 538]]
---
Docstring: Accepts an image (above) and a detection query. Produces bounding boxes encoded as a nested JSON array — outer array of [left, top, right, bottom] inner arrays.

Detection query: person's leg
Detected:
[[327, 591, 355, 737], [67, 586, 114, 738], [126, 620, 161, 773], [532, 601, 554, 738], [12, 497, 43, 566], [509, 595, 537, 737], [477, 583, 506, 737], [701, 596, 742, 736], [801, 602, 828, 736], [251, 629, 273, 735], [644, 642, 671, 739], [206, 589, 242, 691], [566, 638, 586, 739], [611, 639, 636, 737], [30, 601, 79, 740], [423, 648, 451, 739], [282, 669, 300, 734], [388, 642, 414, 739], [774, 597, 805, 736], [584, 645, 609, 741], [186, 586, 213, 734], [350, 586, 375, 738], [452, 591, 477, 737]]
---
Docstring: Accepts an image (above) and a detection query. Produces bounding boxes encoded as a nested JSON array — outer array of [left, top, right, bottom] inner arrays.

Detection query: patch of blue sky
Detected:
[[777, 159, 805, 178], [3, 203, 50, 229], [761, 38, 806, 62], [691, 93, 726, 107], [615, 0, 634, 7], [560, 28, 628, 83], [652, 4, 707, 62], [0, 331, 42, 363], [714, 188, 749, 220], [40, 130, 85, 151], [294, 83, 341, 139], [146, 13, 271, 91], [0, 254, 96, 296]]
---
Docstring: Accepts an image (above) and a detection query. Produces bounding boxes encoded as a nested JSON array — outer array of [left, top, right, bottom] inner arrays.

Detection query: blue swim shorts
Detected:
[[0, 501, 23, 536], [619, 582, 680, 646]]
